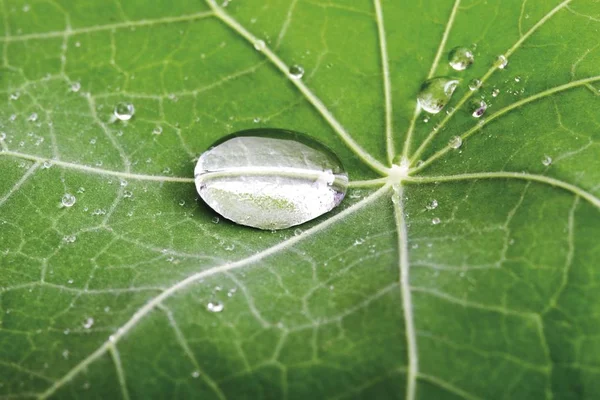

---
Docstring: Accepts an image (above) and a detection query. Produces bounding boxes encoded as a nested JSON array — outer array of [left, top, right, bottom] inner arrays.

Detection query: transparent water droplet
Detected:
[[179, 199, 185, 206], [426, 199, 438, 210], [61, 193, 76, 207], [496, 55, 508, 69], [253, 117, 261, 123], [83, 317, 94, 329], [63, 235, 77, 243], [254, 40, 265, 51], [288, 64, 304, 79], [207, 301, 224, 313], [470, 99, 487, 118], [114, 102, 134, 121], [152, 126, 163, 135], [514, 76, 521, 83], [417, 77, 459, 114], [468, 79, 481, 91], [191, 371, 200, 378], [432, 217, 441, 225], [28, 113, 38, 122], [195, 129, 348, 230], [227, 287, 237, 297], [71, 82, 81, 92], [68, 279, 74, 284], [9, 92, 19, 100], [445, 107, 455, 115], [491, 88, 500, 97], [542, 155, 552, 166], [448, 46, 474, 71], [212, 216, 220, 224], [449, 136, 463, 149], [123, 191, 133, 198], [422, 116, 430, 123]]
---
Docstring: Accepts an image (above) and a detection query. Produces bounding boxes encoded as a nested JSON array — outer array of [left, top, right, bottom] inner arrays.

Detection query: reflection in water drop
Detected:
[[288, 64, 304, 79], [114, 102, 134, 121], [470, 99, 488, 118], [417, 77, 460, 114], [468, 79, 481, 91], [61, 193, 76, 207], [448, 46, 474, 71]]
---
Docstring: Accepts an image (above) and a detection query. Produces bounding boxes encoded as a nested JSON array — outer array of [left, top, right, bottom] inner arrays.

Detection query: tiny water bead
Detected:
[[542, 155, 552, 166], [288, 64, 304, 79], [194, 129, 348, 230], [71, 82, 81, 92], [449, 136, 463, 149], [61, 193, 76, 207], [152, 126, 163, 135], [254, 39, 266, 51], [448, 46, 474, 71], [491, 88, 500, 97], [432, 217, 441, 225], [468, 79, 481, 91], [114, 102, 134, 121], [426, 199, 438, 210], [206, 301, 224, 313], [417, 77, 460, 114], [496, 55, 508, 69], [470, 99, 487, 118]]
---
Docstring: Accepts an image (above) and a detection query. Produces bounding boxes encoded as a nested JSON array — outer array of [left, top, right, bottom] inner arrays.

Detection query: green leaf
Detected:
[[1, 0, 599, 399]]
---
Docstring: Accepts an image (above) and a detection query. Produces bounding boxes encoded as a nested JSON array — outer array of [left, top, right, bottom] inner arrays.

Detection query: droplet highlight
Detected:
[[417, 77, 460, 114], [288, 64, 304, 79], [61, 193, 76, 208], [114, 102, 134, 121], [207, 301, 224, 313], [448, 46, 474, 71], [496, 55, 508, 69]]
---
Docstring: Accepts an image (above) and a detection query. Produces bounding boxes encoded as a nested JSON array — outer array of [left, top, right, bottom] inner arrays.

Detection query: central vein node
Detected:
[[388, 157, 410, 183]]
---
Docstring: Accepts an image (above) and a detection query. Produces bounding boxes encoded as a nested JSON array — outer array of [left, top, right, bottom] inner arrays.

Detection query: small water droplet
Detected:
[[152, 126, 163, 135], [470, 99, 487, 118], [68, 279, 74, 284], [207, 301, 224, 313], [542, 155, 552, 166], [253, 117, 261, 123], [417, 77, 459, 114], [227, 287, 237, 297], [448, 46, 474, 71], [496, 55, 508, 69], [468, 79, 481, 91], [123, 191, 133, 198], [63, 235, 77, 243], [0, 132, 6, 140], [71, 82, 81, 92], [83, 317, 94, 329], [114, 102, 134, 121], [9, 92, 19, 101], [212, 216, 220, 224], [288, 64, 304, 79], [491, 88, 500, 97], [254, 40, 265, 51], [179, 199, 185, 206], [449, 136, 463, 149], [62, 350, 69, 359], [422, 116, 430, 123], [294, 228, 303, 236], [426, 200, 438, 210], [61, 193, 76, 207], [191, 371, 200, 378], [28, 113, 38, 122], [432, 217, 441, 225], [514, 76, 521, 83]]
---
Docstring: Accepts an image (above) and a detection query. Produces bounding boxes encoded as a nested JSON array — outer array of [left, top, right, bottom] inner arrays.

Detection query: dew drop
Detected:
[[426, 200, 438, 210], [496, 55, 508, 69], [514, 76, 521, 83], [542, 155, 552, 166], [491, 88, 500, 97], [71, 82, 81, 92], [123, 191, 133, 198], [449, 136, 463, 149], [114, 102, 134, 121], [470, 99, 487, 118], [254, 40, 266, 51], [227, 287, 237, 297], [422, 116, 430, 123], [212, 216, 220, 224], [28, 113, 38, 122], [83, 317, 94, 329], [288, 64, 304, 79], [61, 193, 76, 208], [152, 126, 163, 135], [448, 46, 474, 71], [63, 235, 77, 243], [207, 301, 224, 313], [191, 371, 200, 378], [432, 217, 441, 225], [417, 77, 459, 114], [194, 129, 348, 230], [42, 160, 53, 169], [468, 79, 481, 91]]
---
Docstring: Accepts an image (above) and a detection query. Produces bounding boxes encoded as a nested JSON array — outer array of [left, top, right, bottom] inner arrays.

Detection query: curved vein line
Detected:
[[418, 374, 483, 400], [401, 0, 461, 159], [1, 150, 195, 183], [410, 0, 572, 164], [406, 172, 600, 209], [37, 184, 391, 399], [205, 0, 389, 176], [0, 162, 40, 206], [413, 74, 600, 172], [0, 11, 214, 42], [373, 0, 394, 165], [392, 184, 418, 400]]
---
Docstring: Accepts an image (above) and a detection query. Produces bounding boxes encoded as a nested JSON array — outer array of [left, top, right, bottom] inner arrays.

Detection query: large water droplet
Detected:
[[449, 136, 463, 149], [194, 129, 348, 230], [114, 102, 134, 121], [496, 55, 508, 69], [61, 193, 76, 207], [417, 77, 459, 114], [207, 301, 224, 313], [448, 47, 474, 71], [288, 64, 304, 79]]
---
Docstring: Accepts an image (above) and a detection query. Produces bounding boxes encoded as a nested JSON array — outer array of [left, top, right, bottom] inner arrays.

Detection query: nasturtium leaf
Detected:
[[1, 0, 599, 399]]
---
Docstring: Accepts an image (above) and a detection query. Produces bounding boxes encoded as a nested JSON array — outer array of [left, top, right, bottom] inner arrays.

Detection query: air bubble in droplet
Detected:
[[542, 155, 552, 166], [288, 64, 304, 79], [61, 193, 76, 207], [207, 301, 224, 313], [448, 46, 474, 71], [426, 200, 438, 210], [417, 77, 460, 114], [254, 40, 265, 51], [432, 217, 441, 225], [496, 55, 508, 69], [470, 99, 487, 118], [449, 136, 462, 149], [468, 79, 481, 91], [114, 102, 134, 121]]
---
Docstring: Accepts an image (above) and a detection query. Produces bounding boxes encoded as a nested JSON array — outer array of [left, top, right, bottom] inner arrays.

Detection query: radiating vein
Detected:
[[205, 0, 389, 175], [392, 184, 418, 400], [401, 0, 461, 159], [410, 0, 573, 164], [413, 74, 600, 172], [407, 172, 600, 210], [0, 162, 40, 207], [373, 0, 395, 165], [109, 346, 130, 400], [38, 184, 391, 398]]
